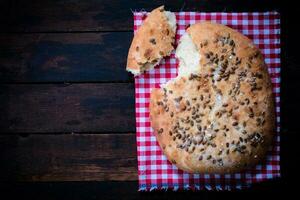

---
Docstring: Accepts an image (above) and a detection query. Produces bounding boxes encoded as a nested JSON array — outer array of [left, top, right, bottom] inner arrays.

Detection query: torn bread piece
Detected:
[[126, 6, 176, 76], [150, 22, 275, 174]]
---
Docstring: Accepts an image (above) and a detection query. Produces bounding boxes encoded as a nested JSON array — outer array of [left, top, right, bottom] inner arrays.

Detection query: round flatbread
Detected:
[[150, 22, 275, 173]]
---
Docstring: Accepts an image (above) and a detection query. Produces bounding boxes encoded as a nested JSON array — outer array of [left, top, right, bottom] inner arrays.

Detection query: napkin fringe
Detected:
[[138, 184, 247, 192]]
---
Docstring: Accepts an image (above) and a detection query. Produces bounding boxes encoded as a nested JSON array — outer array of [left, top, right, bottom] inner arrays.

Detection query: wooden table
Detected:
[[0, 0, 297, 198]]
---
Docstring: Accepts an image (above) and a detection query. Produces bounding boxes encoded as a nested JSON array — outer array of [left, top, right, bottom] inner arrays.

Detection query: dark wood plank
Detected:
[[0, 179, 292, 200], [0, 130, 294, 183], [0, 130, 294, 182], [0, 83, 135, 133], [0, 134, 137, 181], [0, 32, 132, 83], [0, 0, 280, 32]]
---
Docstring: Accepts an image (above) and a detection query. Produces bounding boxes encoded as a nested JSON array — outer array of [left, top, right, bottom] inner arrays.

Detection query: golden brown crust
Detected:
[[150, 22, 275, 174], [126, 6, 176, 75]]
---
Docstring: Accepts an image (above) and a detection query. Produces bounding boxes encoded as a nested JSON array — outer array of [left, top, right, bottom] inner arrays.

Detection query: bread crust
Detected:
[[150, 22, 275, 174], [126, 6, 176, 75]]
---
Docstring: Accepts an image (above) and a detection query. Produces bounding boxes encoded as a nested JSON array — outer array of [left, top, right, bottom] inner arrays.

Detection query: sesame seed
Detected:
[[149, 38, 156, 45], [200, 95, 204, 101], [186, 100, 190, 106], [196, 119, 202, 123], [174, 96, 183, 102], [232, 121, 238, 126], [156, 101, 163, 106], [206, 53, 211, 59], [191, 146, 195, 152], [158, 128, 164, 134], [190, 121, 194, 126], [197, 125, 202, 131]]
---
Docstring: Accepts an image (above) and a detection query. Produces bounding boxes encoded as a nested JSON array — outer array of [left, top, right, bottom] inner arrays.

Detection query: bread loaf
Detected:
[[150, 22, 275, 173]]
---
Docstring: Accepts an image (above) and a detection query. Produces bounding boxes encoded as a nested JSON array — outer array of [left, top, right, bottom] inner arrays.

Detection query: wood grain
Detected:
[[0, 129, 294, 183], [0, 0, 280, 32], [0, 134, 137, 181], [0, 83, 135, 133], [0, 32, 133, 82]]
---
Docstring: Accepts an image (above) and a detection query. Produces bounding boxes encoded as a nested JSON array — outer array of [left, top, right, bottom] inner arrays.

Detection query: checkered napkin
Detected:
[[134, 11, 281, 191]]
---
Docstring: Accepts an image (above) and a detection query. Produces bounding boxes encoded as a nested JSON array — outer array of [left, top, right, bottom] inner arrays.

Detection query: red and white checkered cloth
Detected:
[[134, 11, 280, 191]]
